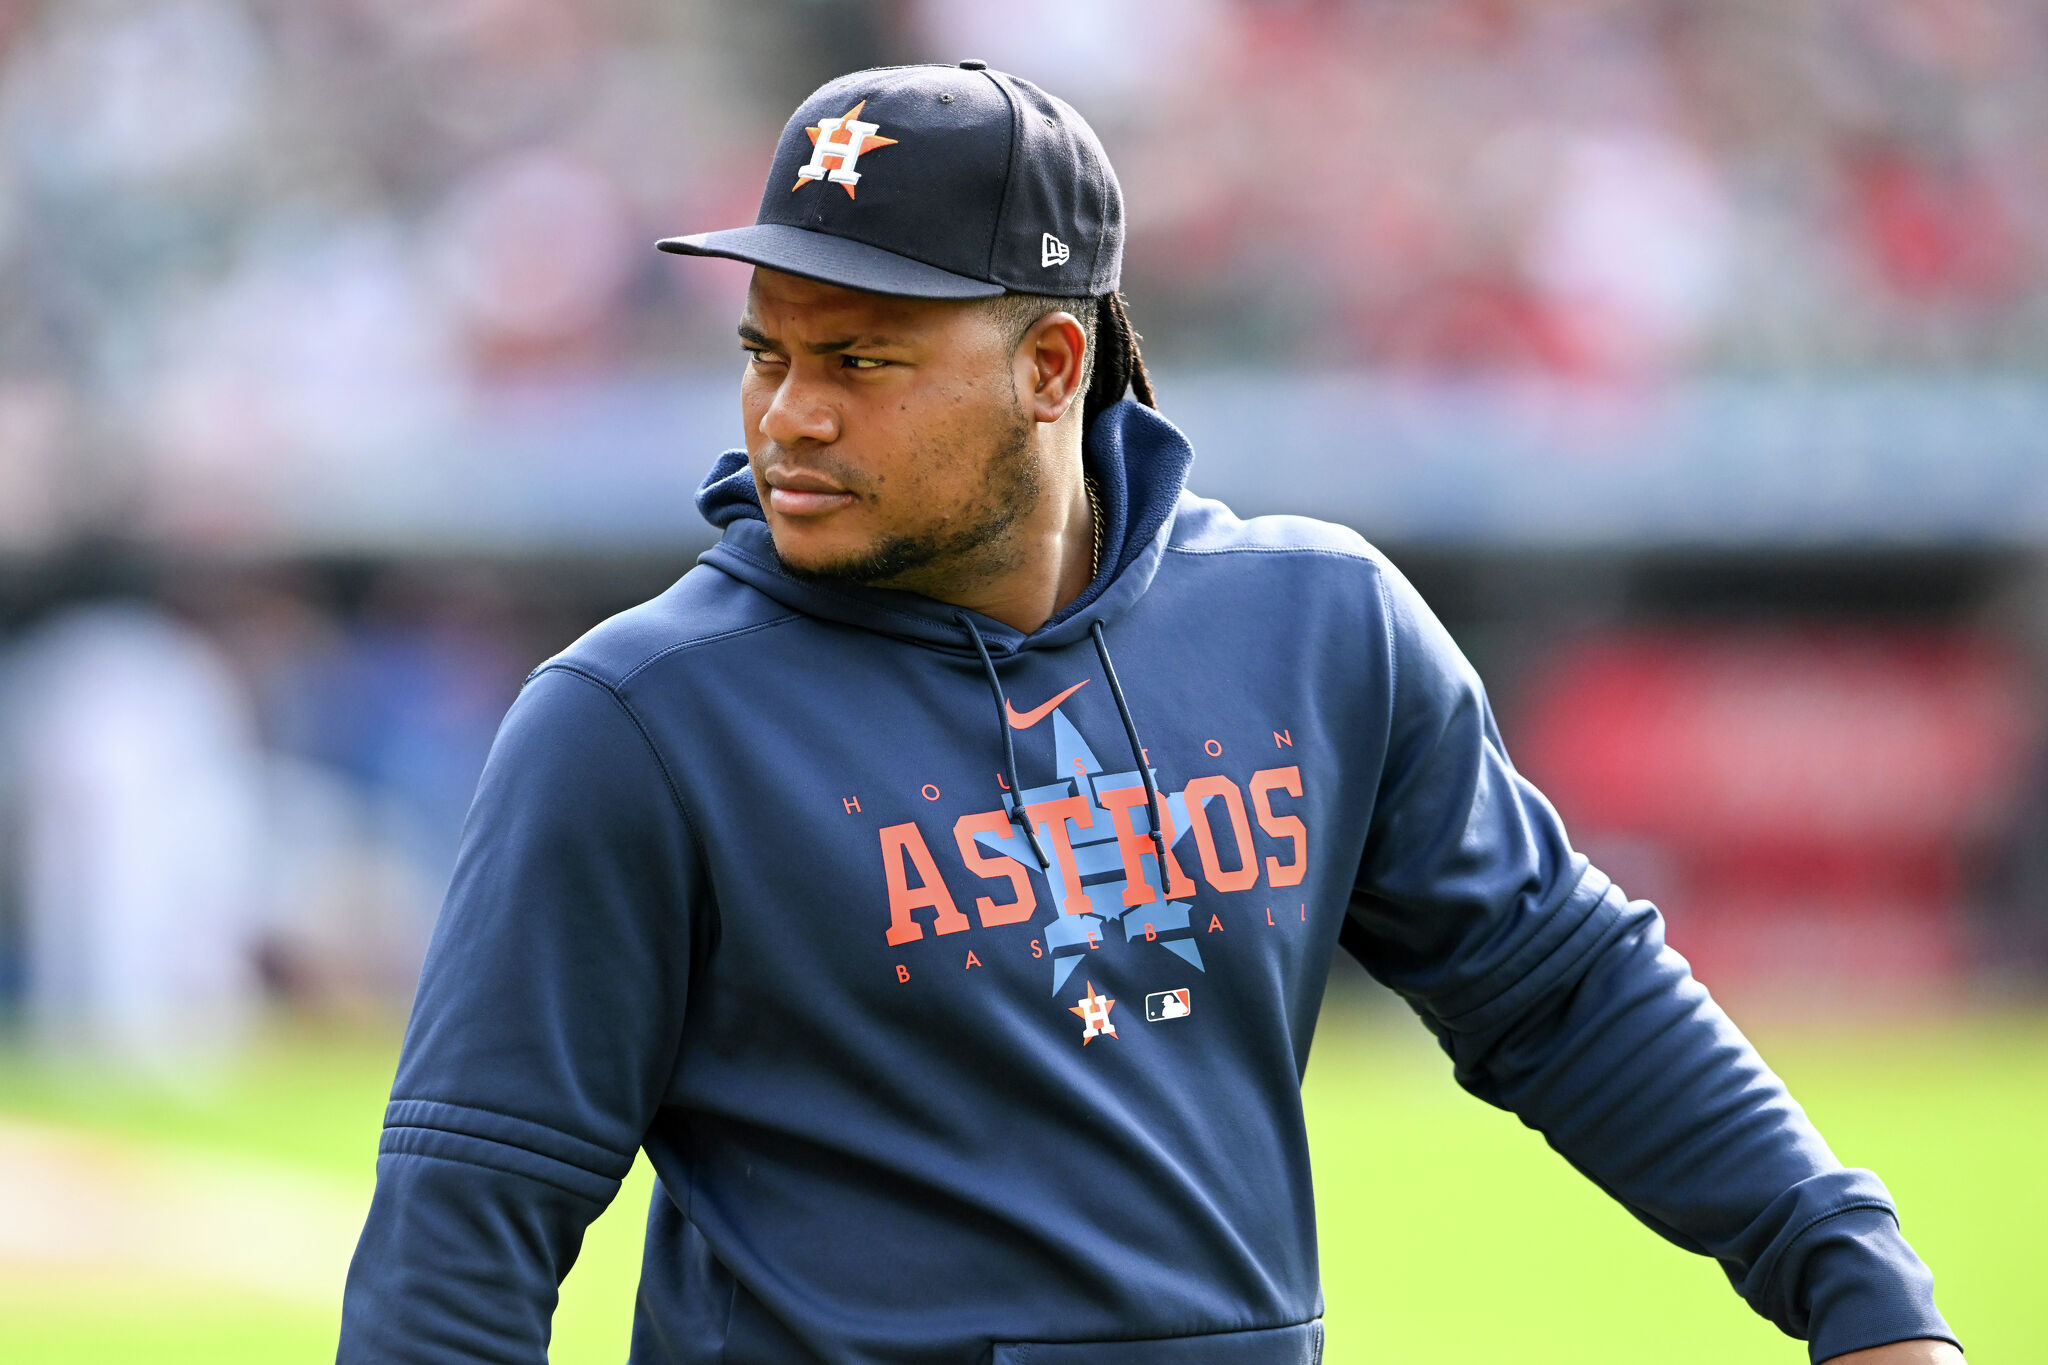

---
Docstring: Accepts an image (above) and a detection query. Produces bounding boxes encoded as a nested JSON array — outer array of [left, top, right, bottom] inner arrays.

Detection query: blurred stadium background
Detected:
[[0, 0, 2044, 1359]]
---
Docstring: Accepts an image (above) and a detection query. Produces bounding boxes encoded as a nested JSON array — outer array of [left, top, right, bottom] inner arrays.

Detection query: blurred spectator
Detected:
[[903, 0, 1231, 118], [0, 564, 537, 1030], [422, 147, 638, 371], [2, 0, 262, 193], [3, 601, 264, 1063], [269, 570, 524, 934], [139, 213, 464, 540], [1846, 140, 2028, 305], [0, 377, 72, 552], [1513, 627, 2038, 1004], [200, 568, 530, 1005], [1523, 128, 1732, 380]]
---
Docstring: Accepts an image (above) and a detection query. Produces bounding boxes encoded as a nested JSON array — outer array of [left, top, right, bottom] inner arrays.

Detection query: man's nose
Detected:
[[757, 370, 840, 447]]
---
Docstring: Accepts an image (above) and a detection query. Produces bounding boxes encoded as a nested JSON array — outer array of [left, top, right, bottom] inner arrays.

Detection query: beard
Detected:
[[778, 404, 1041, 592]]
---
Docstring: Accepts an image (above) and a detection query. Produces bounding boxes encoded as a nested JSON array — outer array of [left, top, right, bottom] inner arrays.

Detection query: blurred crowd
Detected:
[[2, 0, 2047, 551], [0, 562, 595, 1057]]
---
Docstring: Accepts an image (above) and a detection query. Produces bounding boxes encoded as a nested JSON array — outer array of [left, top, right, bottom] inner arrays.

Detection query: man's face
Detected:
[[738, 268, 1039, 591]]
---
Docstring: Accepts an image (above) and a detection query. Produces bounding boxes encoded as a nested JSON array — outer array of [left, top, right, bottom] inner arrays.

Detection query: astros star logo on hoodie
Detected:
[[972, 696, 1217, 994]]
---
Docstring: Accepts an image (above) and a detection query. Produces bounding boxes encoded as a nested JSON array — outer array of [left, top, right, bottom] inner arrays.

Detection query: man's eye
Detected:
[[743, 347, 785, 366], [842, 355, 888, 370]]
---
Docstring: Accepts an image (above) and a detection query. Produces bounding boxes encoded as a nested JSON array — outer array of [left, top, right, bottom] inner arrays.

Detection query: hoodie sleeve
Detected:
[[337, 664, 702, 1364], [1341, 559, 1956, 1364]]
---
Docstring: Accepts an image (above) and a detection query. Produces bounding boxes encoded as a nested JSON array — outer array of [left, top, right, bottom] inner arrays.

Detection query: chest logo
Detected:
[[1069, 980, 1118, 1044], [793, 100, 899, 198], [874, 697, 1311, 998], [1145, 988, 1192, 1022], [1005, 679, 1088, 730]]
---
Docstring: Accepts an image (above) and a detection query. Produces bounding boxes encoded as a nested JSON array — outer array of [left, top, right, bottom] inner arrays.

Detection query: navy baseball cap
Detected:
[[657, 62, 1122, 300]]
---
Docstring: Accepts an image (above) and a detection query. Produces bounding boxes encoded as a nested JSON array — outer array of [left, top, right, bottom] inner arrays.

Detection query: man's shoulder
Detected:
[[1166, 490, 1391, 575], [536, 561, 801, 693]]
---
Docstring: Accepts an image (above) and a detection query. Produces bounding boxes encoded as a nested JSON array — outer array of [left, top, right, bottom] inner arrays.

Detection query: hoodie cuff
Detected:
[[1794, 1207, 1958, 1363]]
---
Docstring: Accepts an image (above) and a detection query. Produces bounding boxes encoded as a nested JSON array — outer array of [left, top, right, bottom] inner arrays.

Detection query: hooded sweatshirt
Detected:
[[339, 400, 1954, 1365]]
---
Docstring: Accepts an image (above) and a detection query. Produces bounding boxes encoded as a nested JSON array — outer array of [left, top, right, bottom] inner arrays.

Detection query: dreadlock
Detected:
[[1082, 290, 1156, 429], [989, 289, 1157, 429]]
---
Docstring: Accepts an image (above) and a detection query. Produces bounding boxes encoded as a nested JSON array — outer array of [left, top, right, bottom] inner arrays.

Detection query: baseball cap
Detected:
[[657, 62, 1122, 300]]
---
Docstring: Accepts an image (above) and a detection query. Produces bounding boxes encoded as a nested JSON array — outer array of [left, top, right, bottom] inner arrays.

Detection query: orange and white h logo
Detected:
[[1068, 981, 1118, 1044], [794, 100, 899, 199]]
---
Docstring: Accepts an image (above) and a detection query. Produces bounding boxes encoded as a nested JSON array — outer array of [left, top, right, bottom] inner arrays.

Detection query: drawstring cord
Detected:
[[957, 612, 1054, 871], [1090, 620, 1171, 899], [955, 611, 1168, 898]]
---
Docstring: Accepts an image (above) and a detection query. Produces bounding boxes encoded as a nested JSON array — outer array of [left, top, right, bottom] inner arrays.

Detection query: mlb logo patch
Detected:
[[1145, 989, 1191, 1022]]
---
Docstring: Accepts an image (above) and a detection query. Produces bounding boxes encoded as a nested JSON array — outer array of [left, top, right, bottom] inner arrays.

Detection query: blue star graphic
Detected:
[[972, 709, 1216, 993]]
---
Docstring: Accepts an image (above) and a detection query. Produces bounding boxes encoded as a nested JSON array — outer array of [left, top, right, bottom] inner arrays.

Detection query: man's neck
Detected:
[[951, 472, 1094, 633], [888, 435, 1093, 635]]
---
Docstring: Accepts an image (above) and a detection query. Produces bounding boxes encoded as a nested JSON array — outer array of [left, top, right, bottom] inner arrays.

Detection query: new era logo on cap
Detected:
[[656, 62, 1123, 301]]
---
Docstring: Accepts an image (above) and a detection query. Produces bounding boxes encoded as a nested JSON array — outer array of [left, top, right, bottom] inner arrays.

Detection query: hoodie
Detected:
[[339, 400, 1954, 1365]]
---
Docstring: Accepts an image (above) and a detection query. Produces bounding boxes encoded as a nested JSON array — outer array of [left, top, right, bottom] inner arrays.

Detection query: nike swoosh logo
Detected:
[[1006, 679, 1088, 729]]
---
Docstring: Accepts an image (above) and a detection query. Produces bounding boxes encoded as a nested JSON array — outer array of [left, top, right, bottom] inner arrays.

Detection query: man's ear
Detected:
[[1018, 311, 1088, 425]]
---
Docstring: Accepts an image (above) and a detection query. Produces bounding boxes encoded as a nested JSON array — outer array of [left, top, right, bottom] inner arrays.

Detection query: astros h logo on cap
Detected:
[[657, 60, 1124, 301], [792, 100, 899, 198]]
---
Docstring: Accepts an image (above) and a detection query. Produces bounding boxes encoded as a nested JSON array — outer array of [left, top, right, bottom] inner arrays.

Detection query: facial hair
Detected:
[[780, 403, 1041, 593]]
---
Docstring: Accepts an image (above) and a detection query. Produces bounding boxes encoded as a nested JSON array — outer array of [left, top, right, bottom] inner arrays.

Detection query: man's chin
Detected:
[[769, 529, 937, 589], [763, 522, 862, 579]]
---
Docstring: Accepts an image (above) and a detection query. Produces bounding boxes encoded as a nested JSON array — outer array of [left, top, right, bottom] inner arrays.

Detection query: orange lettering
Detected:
[[843, 795, 861, 814], [1086, 930, 1101, 950], [879, 822, 969, 946], [1207, 913, 1224, 933], [1266, 906, 1275, 926], [1098, 785, 1197, 905], [964, 950, 983, 970], [952, 810, 1038, 928], [1274, 729, 1292, 749], [896, 964, 910, 983], [1250, 766, 1308, 888], [1023, 793, 1096, 916], [1183, 776, 1260, 893], [1144, 923, 1157, 941], [1031, 939, 1043, 959]]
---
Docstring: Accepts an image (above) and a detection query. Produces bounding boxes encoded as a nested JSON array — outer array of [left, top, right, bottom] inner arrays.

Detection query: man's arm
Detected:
[[1830, 1344, 1964, 1364], [1344, 556, 1959, 1363], [337, 664, 704, 1364]]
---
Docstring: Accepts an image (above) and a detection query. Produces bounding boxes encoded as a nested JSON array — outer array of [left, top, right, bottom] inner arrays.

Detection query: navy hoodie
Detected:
[[339, 401, 1954, 1364]]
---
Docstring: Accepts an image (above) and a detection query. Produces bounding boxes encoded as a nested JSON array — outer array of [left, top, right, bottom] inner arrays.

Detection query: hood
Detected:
[[694, 398, 1197, 657]]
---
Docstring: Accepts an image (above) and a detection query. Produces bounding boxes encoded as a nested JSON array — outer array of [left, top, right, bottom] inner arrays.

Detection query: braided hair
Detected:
[[991, 290, 1157, 429], [1081, 290, 1156, 428]]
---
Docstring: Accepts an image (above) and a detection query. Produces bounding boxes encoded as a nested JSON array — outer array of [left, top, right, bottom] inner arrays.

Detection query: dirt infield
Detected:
[[0, 1119, 366, 1303]]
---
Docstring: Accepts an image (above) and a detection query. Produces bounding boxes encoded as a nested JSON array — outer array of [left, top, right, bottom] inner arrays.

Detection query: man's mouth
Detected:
[[763, 469, 858, 517]]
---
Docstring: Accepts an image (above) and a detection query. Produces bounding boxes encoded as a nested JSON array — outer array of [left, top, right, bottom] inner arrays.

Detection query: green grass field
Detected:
[[1, 996, 2041, 1363]]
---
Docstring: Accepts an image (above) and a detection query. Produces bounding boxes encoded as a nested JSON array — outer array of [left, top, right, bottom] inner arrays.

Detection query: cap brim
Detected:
[[656, 224, 1004, 300]]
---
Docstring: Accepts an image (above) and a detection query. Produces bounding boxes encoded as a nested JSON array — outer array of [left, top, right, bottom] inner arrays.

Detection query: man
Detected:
[[339, 63, 1961, 1364]]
